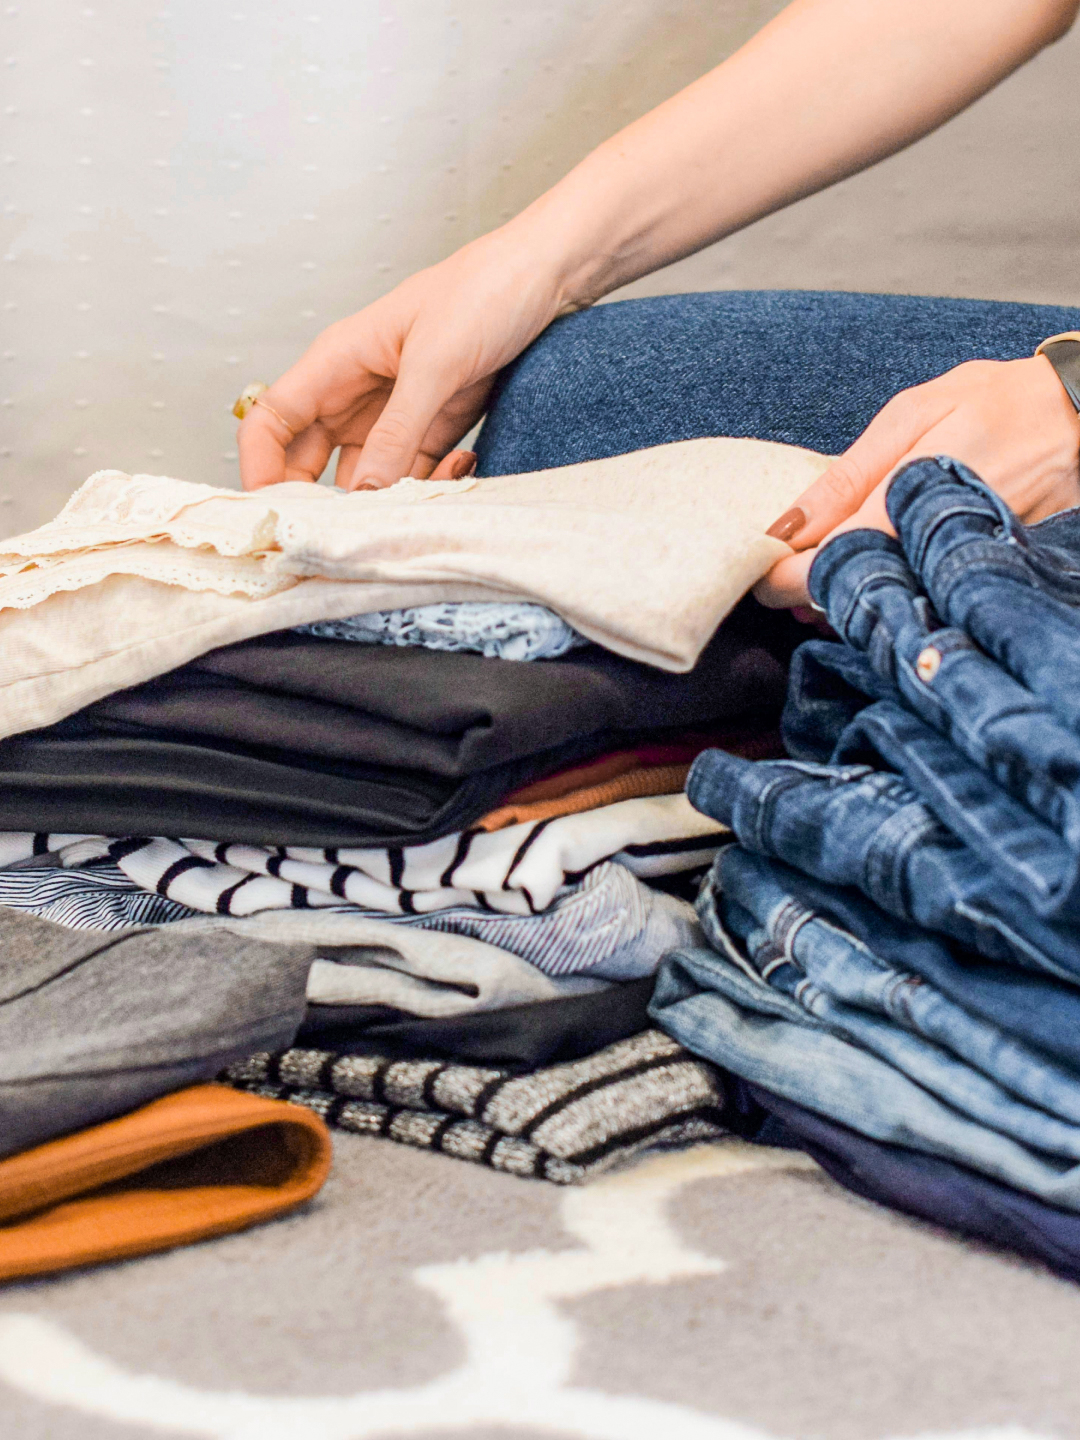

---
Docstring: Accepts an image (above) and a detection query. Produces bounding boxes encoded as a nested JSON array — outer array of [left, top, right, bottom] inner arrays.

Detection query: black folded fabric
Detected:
[[0, 731, 609, 849], [747, 1084, 1080, 1284], [296, 976, 657, 1069], [76, 596, 803, 777], [0, 599, 802, 846]]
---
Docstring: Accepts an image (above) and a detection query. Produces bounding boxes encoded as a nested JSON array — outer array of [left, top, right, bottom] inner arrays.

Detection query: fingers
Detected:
[[334, 444, 374, 491], [336, 444, 477, 489], [342, 358, 455, 490], [281, 422, 337, 486], [753, 547, 815, 609], [756, 475, 897, 610], [236, 386, 316, 491], [430, 449, 478, 480], [768, 383, 954, 550]]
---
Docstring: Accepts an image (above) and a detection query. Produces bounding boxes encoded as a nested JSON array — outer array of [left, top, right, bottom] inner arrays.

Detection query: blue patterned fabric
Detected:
[[295, 601, 586, 661]]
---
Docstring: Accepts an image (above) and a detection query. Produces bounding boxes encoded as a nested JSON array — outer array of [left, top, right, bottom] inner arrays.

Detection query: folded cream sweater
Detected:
[[0, 437, 828, 740]]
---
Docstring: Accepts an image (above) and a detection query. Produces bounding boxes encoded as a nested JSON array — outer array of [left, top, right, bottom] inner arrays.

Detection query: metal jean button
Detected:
[[915, 645, 942, 683]]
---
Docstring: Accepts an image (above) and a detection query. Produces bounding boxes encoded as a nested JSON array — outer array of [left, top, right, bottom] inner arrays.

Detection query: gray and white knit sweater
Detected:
[[223, 1030, 730, 1185]]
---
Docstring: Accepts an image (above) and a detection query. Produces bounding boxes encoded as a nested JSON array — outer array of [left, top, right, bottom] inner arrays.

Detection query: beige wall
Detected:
[[1, 1, 1077, 535]]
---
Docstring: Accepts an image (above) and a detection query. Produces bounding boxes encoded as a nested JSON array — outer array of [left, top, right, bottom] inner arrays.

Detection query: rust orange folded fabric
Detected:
[[476, 763, 694, 831], [477, 727, 787, 831], [493, 725, 787, 814], [0, 1085, 331, 1283]]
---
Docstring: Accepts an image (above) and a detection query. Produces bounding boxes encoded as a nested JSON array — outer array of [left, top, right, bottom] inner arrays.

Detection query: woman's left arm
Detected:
[[756, 353, 1080, 608]]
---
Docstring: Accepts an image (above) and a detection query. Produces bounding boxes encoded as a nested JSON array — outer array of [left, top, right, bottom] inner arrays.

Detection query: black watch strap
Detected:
[[1036, 331, 1080, 414]]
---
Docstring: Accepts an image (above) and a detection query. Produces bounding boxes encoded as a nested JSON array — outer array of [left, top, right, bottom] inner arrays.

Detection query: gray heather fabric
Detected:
[[0, 907, 314, 1158]]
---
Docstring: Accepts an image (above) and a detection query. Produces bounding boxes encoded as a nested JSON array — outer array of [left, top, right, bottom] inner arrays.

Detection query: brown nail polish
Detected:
[[450, 450, 478, 479], [766, 507, 807, 544]]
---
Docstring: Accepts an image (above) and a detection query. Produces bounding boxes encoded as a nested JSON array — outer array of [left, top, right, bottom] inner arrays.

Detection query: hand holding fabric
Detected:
[[756, 356, 1080, 608], [237, 0, 1077, 495], [236, 228, 571, 492]]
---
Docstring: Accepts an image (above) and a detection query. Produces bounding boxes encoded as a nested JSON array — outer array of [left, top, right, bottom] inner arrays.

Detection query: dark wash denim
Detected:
[[476, 290, 1080, 475], [686, 744, 1080, 983], [791, 459, 1080, 918], [479, 298, 1080, 922], [699, 845, 1080, 1150]]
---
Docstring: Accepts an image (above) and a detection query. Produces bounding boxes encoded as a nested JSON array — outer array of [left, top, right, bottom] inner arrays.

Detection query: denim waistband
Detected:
[[785, 457, 1080, 920], [810, 458, 1080, 736]]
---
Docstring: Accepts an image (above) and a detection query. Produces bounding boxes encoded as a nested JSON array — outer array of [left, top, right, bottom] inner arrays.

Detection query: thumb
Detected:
[[768, 385, 953, 550], [341, 362, 455, 491]]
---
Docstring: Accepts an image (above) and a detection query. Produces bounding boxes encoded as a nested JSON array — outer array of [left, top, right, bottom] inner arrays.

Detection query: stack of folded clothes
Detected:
[[653, 456, 1080, 1282], [0, 436, 832, 1275]]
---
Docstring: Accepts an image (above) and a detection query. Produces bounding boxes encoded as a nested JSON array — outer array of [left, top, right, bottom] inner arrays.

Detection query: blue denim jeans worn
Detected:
[[686, 744, 1080, 983], [700, 844, 1080, 1145], [651, 936, 1080, 1210], [476, 291, 1080, 475], [789, 459, 1080, 917]]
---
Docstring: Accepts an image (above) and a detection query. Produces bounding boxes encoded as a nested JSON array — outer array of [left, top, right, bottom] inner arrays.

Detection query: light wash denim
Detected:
[[724, 843, 1080, 1073], [701, 845, 1080, 1145], [650, 932, 1080, 1212]]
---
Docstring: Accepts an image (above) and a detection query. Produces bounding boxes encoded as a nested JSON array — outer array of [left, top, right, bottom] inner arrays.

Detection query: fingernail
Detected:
[[766, 507, 806, 544], [450, 450, 478, 479]]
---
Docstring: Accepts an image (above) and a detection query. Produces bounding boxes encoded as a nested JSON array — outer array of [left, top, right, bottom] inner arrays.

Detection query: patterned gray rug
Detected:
[[1, 1131, 1079, 1439]]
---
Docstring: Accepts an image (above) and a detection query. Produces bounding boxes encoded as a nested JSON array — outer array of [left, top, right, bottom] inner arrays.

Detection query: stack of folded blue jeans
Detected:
[[652, 455, 1080, 1278]]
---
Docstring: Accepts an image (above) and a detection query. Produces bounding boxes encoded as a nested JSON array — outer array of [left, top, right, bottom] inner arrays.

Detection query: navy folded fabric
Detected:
[[296, 976, 657, 1069], [750, 1084, 1080, 1284]]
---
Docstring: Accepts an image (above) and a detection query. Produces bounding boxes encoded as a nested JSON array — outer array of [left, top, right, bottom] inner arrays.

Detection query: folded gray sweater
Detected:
[[0, 907, 314, 1158]]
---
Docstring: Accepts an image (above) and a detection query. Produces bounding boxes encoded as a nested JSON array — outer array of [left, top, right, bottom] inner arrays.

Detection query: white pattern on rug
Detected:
[[0, 1142, 1055, 1440]]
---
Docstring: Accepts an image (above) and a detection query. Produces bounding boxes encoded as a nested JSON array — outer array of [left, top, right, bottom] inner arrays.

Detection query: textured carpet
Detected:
[[2, 1132, 1080, 1438]]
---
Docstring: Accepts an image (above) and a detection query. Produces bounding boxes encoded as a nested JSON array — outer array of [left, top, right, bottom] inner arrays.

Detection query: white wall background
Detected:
[[2, 1, 1078, 536]]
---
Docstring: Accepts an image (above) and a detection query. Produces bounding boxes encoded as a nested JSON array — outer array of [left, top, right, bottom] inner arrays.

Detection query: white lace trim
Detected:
[[1, 470, 479, 565], [0, 542, 298, 611]]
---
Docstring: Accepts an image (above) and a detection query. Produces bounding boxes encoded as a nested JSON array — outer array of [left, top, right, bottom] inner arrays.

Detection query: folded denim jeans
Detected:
[[699, 845, 1080, 1149], [794, 459, 1080, 918], [715, 847, 1080, 1073], [834, 701, 1080, 920], [886, 457, 1080, 732], [650, 938, 1080, 1211], [811, 458, 1080, 721], [686, 745, 1080, 984]]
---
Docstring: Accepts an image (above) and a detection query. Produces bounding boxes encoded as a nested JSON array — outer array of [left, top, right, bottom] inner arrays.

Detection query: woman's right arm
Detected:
[[238, 0, 1078, 492]]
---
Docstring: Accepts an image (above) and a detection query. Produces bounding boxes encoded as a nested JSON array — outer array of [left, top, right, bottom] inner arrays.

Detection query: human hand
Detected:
[[755, 355, 1080, 608], [236, 225, 575, 491]]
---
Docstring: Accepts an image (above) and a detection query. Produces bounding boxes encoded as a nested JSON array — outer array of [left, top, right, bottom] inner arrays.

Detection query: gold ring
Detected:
[[232, 382, 296, 438]]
